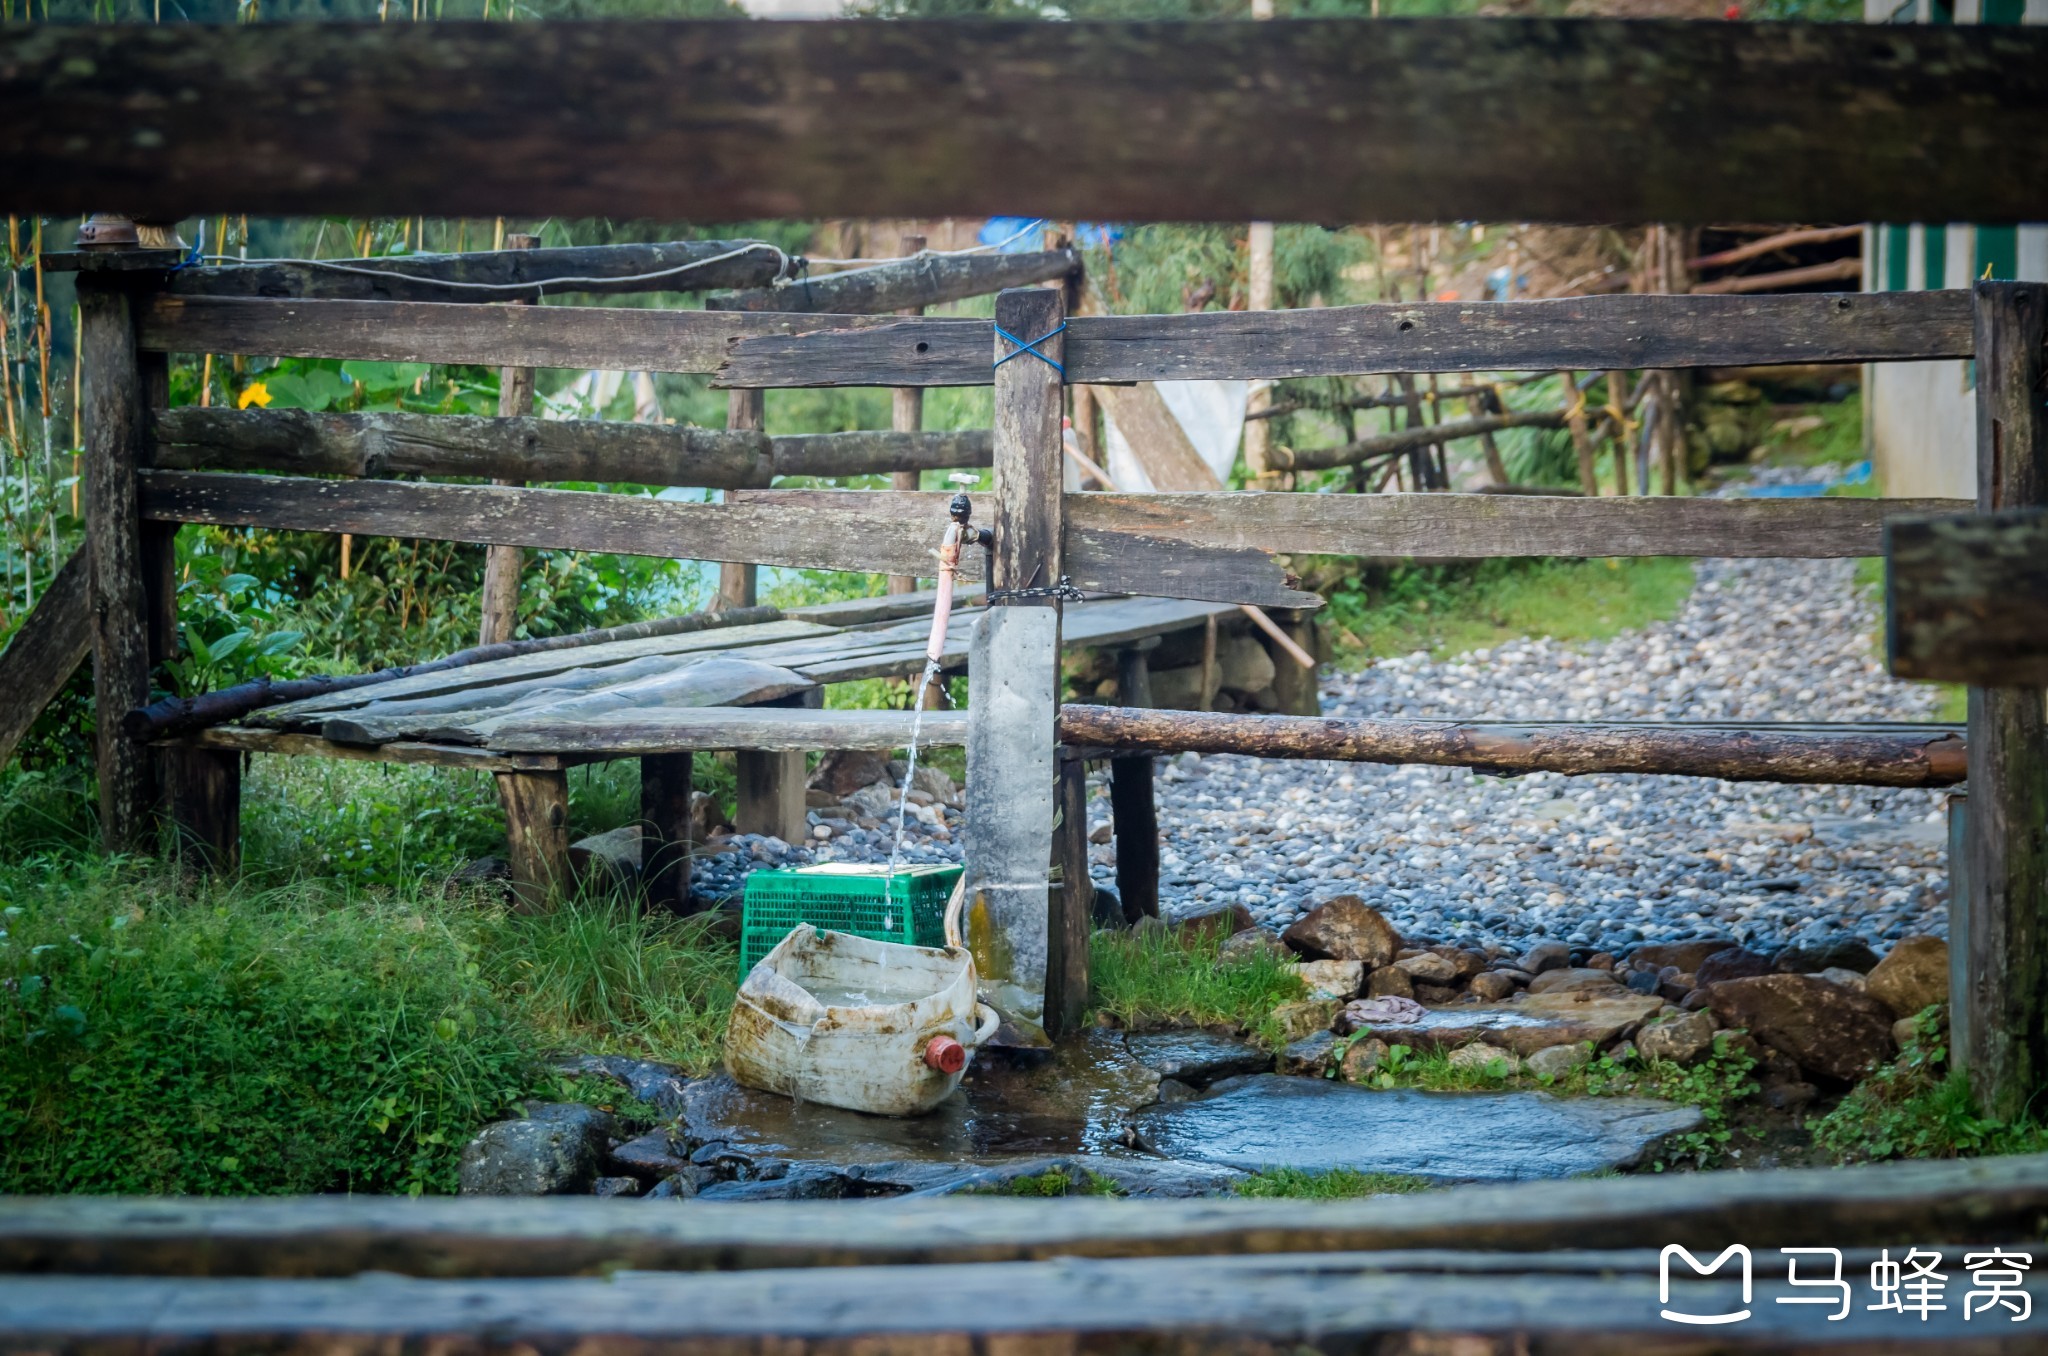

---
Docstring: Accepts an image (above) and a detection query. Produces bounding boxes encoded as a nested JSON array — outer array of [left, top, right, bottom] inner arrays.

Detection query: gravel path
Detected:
[[1093, 545, 1950, 957]]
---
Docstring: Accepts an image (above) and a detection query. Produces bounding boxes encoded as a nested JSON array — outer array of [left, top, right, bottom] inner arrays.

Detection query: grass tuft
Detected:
[[1233, 1167, 1434, 1199], [1088, 925, 1305, 1043]]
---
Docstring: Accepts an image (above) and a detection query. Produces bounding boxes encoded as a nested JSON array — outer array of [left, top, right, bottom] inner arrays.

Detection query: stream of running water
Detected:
[[881, 657, 943, 929]]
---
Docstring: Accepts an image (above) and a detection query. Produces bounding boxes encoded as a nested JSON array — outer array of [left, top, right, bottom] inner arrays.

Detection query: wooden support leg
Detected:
[[735, 688, 821, 843], [640, 751, 695, 915], [164, 746, 240, 875], [1111, 644, 1161, 923], [79, 280, 155, 853], [1269, 615, 1321, 717], [479, 234, 539, 647], [1963, 281, 2048, 1119], [719, 388, 764, 610], [1045, 755, 1093, 1040], [1947, 790, 1972, 1069], [496, 768, 569, 912]]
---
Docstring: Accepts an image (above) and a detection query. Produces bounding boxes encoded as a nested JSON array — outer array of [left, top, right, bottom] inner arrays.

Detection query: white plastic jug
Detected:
[[725, 924, 1000, 1117]]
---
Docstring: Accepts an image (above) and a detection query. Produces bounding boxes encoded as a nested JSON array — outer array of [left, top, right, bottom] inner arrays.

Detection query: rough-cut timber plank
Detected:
[[10, 20, 2048, 224], [486, 706, 968, 755], [7, 1153, 2048, 1277], [176, 727, 563, 773], [138, 472, 965, 584], [135, 295, 958, 374], [1274, 408, 1568, 473], [739, 488, 1313, 609], [769, 429, 991, 479], [715, 291, 1977, 388], [46, 240, 792, 302], [2, 1250, 2042, 1351], [0, 551, 90, 771], [706, 250, 1077, 315], [1888, 509, 2048, 685], [1068, 490, 1971, 561], [153, 407, 776, 489], [1962, 282, 2048, 1123], [1055, 706, 1968, 788]]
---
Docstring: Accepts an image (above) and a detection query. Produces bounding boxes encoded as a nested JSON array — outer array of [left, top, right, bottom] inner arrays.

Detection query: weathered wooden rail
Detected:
[[3, 1156, 2048, 1350]]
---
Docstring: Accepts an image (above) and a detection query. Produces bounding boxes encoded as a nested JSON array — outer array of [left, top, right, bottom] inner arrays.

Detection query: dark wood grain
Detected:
[[79, 282, 156, 853], [0, 551, 90, 772], [162, 745, 240, 875], [486, 707, 968, 755], [1111, 647, 1160, 923], [1275, 408, 1568, 473], [640, 751, 694, 914], [706, 250, 1077, 315], [496, 769, 568, 912], [1057, 705, 1966, 788], [9, 20, 2048, 224], [1887, 509, 2048, 685], [715, 291, 1976, 388], [152, 407, 777, 490], [1067, 490, 1972, 561], [991, 288, 1066, 601], [135, 295, 957, 375], [1962, 282, 2048, 1123], [770, 429, 991, 479]]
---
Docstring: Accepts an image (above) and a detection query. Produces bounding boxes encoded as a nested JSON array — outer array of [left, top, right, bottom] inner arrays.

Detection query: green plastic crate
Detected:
[[739, 862, 964, 973]]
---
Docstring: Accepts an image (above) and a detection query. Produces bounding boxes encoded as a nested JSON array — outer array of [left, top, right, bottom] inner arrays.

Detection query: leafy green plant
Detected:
[[1234, 1167, 1433, 1199], [1811, 1009, 2048, 1163], [983, 1166, 1123, 1197], [1088, 925, 1305, 1037], [1585, 1036, 1760, 1170]]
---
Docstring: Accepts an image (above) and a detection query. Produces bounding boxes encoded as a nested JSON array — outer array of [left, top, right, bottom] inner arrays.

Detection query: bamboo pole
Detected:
[[478, 232, 539, 646]]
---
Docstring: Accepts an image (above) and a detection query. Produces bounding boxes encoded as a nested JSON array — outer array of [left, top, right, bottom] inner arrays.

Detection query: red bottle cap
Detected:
[[924, 1036, 967, 1074]]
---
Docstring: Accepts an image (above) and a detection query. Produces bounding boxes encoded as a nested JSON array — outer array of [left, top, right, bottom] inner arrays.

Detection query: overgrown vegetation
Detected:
[[1088, 925, 1305, 1044], [0, 858, 733, 1195], [1233, 1167, 1433, 1199], [980, 1166, 1124, 1197], [1811, 1009, 2048, 1163]]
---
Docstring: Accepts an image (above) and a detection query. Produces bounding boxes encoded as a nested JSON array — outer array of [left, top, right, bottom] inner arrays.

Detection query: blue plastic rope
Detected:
[[993, 321, 1067, 377]]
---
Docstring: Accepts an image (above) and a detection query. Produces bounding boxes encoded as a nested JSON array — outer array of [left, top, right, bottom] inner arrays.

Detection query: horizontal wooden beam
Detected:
[[1887, 509, 2048, 685], [50, 240, 791, 304], [154, 408, 993, 485], [486, 706, 968, 754], [706, 249, 1077, 315], [1066, 490, 1973, 561], [1274, 409, 1568, 473], [135, 295, 945, 376], [3, 1153, 2045, 1276], [8, 21, 2048, 224], [176, 728, 566, 773], [140, 292, 1975, 390], [1056, 705, 1966, 787]]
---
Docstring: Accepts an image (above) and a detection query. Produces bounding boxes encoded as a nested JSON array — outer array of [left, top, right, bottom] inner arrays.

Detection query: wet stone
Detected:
[[1130, 1075, 1702, 1182], [1342, 994, 1662, 1058], [1122, 1032, 1273, 1087]]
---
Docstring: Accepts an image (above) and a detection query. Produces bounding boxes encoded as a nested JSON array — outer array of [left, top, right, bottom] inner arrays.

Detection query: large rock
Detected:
[[1339, 993, 1662, 1058], [1628, 939, 1739, 974], [554, 1053, 691, 1115], [1518, 941, 1571, 975], [1393, 952, 1459, 985], [459, 1103, 616, 1196], [1705, 975, 1896, 1082], [1865, 936, 1949, 1020], [1775, 932, 1882, 976], [1365, 965, 1416, 1000], [1279, 1030, 1340, 1077], [1130, 1075, 1701, 1182], [808, 749, 891, 797], [1636, 1009, 1719, 1066], [1176, 903, 1258, 941], [1282, 896, 1402, 967], [1221, 928, 1289, 963], [1123, 1031, 1273, 1086], [1527, 968, 1626, 997], [1695, 947, 1775, 986], [1297, 959, 1365, 1000]]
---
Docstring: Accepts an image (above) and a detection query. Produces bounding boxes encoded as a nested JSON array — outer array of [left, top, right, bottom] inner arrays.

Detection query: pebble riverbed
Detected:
[[695, 467, 1952, 958]]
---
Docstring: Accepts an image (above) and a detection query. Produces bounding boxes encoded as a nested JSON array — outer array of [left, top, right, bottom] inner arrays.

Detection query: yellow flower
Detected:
[[237, 381, 272, 410]]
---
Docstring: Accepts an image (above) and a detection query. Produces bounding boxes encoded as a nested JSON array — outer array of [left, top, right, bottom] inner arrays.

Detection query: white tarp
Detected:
[[1103, 380, 1249, 491]]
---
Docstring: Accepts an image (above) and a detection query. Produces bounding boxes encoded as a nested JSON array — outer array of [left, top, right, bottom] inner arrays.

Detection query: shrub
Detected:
[[0, 861, 541, 1196]]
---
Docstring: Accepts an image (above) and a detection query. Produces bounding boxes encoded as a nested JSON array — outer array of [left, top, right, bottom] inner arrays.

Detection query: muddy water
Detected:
[[686, 1029, 1161, 1164]]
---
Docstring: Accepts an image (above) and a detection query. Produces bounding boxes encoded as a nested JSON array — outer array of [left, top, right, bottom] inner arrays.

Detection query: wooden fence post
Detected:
[[887, 233, 926, 596], [1049, 754, 1094, 1037], [964, 286, 1070, 1044], [735, 687, 820, 843], [640, 750, 695, 914], [718, 389, 765, 609], [478, 233, 539, 646], [1963, 280, 2048, 1121], [78, 277, 155, 852], [1110, 642, 1160, 924], [163, 745, 241, 874], [497, 767, 570, 912]]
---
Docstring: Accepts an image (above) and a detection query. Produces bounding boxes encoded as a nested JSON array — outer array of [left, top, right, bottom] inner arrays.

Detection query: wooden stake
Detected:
[[717, 388, 764, 609], [1110, 644, 1160, 924], [639, 750, 694, 914], [887, 233, 926, 596], [1607, 371, 1631, 496], [1562, 371, 1600, 497], [496, 767, 569, 912], [1962, 280, 2048, 1121], [1048, 757, 1092, 1037], [78, 279, 155, 852], [164, 745, 241, 875], [478, 232, 538, 647], [734, 687, 818, 844]]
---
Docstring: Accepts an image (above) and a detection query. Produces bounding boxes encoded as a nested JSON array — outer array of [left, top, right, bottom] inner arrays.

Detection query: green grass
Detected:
[[1233, 1167, 1433, 1199], [1317, 555, 1697, 668], [980, 1166, 1124, 1197], [0, 855, 734, 1196], [1088, 925, 1305, 1043], [1810, 1009, 2048, 1163], [1752, 393, 1864, 469]]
